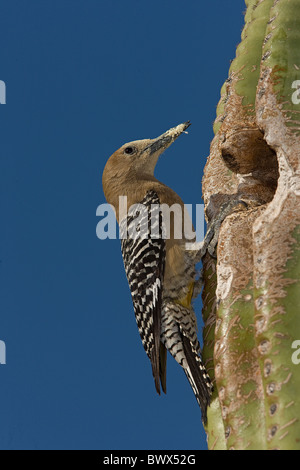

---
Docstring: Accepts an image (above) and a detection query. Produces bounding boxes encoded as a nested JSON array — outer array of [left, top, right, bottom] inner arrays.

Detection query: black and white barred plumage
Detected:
[[121, 191, 165, 394], [120, 190, 212, 422]]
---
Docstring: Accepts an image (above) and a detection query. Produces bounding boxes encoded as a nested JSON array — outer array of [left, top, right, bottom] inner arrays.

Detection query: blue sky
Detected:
[[0, 0, 245, 450]]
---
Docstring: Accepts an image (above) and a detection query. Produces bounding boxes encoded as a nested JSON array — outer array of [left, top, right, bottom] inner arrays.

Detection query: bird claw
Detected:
[[202, 199, 248, 260]]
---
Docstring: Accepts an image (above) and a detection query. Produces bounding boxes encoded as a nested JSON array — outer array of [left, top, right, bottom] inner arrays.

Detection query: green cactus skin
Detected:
[[203, 0, 300, 450], [260, 0, 300, 134], [215, 289, 266, 450], [253, 206, 300, 449], [201, 257, 227, 450], [214, 0, 274, 134], [207, 210, 268, 450], [232, 0, 275, 110], [253, 0, 300, 448]]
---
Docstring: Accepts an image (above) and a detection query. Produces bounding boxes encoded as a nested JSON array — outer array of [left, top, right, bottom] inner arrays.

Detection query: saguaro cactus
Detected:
[[202, 0, 300, 450]]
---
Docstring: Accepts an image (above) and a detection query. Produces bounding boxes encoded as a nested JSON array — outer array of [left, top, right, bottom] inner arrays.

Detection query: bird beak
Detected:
[[144, 121, 191, 156]]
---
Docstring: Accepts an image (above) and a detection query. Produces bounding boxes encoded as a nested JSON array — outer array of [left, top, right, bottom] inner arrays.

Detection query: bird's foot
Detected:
[[200, 199, 248, 260]]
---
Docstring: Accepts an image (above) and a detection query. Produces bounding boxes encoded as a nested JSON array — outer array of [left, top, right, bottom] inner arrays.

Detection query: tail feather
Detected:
[[181, 333, 213, 424], [159, 342, 167, 394], [160, 302, 213, 423]]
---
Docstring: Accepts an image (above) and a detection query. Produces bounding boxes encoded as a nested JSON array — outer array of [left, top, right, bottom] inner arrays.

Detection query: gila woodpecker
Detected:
[[102, 122, 213, 422]]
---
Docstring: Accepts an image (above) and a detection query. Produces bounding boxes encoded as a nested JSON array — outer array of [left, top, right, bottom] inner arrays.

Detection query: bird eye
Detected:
[[124, 146, 135, 155]]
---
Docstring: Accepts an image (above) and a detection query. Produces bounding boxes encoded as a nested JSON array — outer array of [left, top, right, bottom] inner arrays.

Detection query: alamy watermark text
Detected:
[[0, 80, 6, 104]]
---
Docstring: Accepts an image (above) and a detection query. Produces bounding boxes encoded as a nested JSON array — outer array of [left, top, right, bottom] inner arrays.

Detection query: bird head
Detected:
[[103, 121, 191, 183]]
